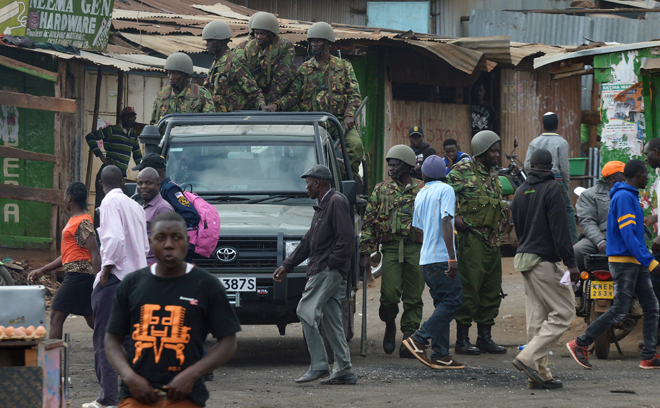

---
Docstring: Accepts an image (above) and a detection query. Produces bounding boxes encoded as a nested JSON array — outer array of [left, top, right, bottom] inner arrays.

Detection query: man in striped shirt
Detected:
[[85, 107, 143, 227]]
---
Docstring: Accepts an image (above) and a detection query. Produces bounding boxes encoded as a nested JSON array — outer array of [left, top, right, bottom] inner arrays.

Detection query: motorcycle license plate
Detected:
[[590, 281, 614, 299]]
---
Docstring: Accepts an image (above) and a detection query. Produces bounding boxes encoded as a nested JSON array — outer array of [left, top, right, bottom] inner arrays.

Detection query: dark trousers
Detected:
[[413, 263, 463, 360], [577, 262, 659, 359], [91, 274, 121, 406]]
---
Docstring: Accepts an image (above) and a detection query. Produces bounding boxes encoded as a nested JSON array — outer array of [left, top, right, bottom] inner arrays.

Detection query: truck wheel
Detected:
[[0, 266, 14, 286]]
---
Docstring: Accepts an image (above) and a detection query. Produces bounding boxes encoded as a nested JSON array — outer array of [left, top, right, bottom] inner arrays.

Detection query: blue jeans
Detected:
[[577, 262, 659, 359], [412, 263, 463, 360]]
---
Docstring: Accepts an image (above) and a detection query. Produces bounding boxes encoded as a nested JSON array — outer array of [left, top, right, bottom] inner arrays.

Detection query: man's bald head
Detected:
[[530, 148, 553, 171], [100, 165, 124, 194], [137, 167, 161, 203], [137, 167, 160, 183]]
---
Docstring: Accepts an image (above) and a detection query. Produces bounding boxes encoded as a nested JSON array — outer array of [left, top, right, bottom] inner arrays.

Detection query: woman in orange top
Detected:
[[29, 182, 101, 339]]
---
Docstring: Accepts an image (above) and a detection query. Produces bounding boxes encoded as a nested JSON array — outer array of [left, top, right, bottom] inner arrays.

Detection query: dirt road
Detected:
[[50, 258, 659, 407]]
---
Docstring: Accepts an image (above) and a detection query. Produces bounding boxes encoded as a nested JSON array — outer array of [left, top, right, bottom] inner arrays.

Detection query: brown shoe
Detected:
[[402, 336, 433, 368], [431, 355, 465, 369]]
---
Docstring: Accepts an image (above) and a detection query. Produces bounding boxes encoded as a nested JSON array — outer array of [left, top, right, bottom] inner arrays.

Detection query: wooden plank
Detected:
[[582, 110, 601, 125], [552, 68, 594, 80], [1, 184, 65, 205], [24, 349, 38, 367], [0, 54, 57, 82], [0, 146, 56, 163], [85, 67, 104, 189], [0, 90, 77, 113]]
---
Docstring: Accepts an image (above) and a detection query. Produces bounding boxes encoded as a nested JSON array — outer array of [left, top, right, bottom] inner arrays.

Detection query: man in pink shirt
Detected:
[[86, 165, 149, 408], [137, 167, 174, 264]]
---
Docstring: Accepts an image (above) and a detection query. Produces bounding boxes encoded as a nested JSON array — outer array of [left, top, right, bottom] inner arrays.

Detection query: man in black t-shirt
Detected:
[[471, 84, 496, 136], [105, 212, 241, 407]]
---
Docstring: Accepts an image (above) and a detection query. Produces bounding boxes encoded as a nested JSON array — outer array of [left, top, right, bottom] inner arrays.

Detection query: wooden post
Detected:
[[116, 70, 124, 124], [85, 67, 104, 189], [50, 60, 66, 258], [589, 75, 599, 148]]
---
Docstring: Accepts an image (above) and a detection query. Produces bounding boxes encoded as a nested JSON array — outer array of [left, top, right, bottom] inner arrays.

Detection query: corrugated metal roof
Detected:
[[534, 40, 660, 68], [120, 32, 207, 55], [591, 16, 643, 43], [469, 10, 591, 46]]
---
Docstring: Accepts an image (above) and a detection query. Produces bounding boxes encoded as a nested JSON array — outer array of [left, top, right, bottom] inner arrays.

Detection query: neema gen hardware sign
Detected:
[[0, 0, 115, 51]]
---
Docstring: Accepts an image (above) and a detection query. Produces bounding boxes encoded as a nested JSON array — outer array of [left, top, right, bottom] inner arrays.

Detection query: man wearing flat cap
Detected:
[[273, 164, 357, 385], [403, 155, 465, 370], [573, 161, 625, 274]]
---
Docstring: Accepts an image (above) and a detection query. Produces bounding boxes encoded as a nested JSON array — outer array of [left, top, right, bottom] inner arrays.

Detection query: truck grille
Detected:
[[193, 238, 278, 269]]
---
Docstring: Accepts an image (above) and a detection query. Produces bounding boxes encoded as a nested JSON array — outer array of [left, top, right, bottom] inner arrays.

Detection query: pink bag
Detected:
[[183, 191, 220, 258]]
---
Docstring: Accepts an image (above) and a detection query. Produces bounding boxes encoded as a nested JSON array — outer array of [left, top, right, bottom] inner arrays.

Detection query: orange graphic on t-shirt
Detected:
[[132, 304, 191, 365]]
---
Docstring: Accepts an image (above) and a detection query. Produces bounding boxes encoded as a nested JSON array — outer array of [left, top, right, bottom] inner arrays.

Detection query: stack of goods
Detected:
[[0, 325, 47, 341]]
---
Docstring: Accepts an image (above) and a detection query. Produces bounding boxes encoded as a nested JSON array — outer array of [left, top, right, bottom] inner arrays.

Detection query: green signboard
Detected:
[[0, 0, 114, 51]]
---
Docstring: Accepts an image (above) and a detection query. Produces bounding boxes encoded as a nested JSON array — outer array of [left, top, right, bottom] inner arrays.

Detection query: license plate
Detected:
[[219, 277, 256, 292], [590, 281, 614, 299]]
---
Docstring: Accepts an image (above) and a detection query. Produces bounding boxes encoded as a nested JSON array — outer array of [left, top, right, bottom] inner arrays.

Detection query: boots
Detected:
[[455, 322, 481, 355], [476, 324, 507, 354], [383, 320, 396, 354]]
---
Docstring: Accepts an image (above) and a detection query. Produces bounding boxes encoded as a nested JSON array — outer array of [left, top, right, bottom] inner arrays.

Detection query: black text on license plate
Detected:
[[590, 281, 614, 299], [220, 277, 256, 292]]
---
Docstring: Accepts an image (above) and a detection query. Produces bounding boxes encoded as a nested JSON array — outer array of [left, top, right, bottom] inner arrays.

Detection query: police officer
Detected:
[[202, 20, 266, 112], [132, 154, 200, 260], [359, 145, 424, 358], [150, 52, 215, 125], [266, 22, 364, 177], [447, 130, 507, 356], [234, 12, 295, 106]]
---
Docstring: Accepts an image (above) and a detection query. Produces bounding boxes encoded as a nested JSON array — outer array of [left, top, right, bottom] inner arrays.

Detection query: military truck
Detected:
[[145, 112, 362, 341]]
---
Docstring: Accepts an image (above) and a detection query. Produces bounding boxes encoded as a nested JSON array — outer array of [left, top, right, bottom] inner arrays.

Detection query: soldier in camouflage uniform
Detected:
[[150, 52, 215, 125], [266, 22, 364, 176], [447, 130, 508, 356], [359, 145, 424, 358], [234, 11, 264, 52], [234, 12, 295, 107], [202, 20, 265, 112]]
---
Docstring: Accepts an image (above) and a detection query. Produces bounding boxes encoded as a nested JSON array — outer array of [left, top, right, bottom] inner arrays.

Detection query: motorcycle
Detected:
[[576, 253, 643, 359], [498, 137, 527, 244]]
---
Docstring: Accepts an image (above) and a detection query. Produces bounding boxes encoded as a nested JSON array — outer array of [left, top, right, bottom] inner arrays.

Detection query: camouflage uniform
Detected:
[[276, 55, 364, 175], [359, 179, 424, 334], [236, 36, 295, 105], [150, 81, 215, 125], [204, 51, 265, 112], [447, 159, 504, 326]]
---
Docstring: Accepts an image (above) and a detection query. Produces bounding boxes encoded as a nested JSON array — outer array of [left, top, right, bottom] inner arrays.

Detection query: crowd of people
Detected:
[[24, 13, 660, 407]]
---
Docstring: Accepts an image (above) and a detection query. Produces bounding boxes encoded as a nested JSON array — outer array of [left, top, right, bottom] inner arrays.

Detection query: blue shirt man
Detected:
[[442, 138, 470, 175], [402, 155, 465, 369]]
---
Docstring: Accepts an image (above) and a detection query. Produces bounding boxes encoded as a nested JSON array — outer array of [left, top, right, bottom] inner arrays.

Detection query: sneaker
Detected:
[[566, 339, 592, 369], [402, 336, 433, 368], [82, 401, 116, 408], [640, 354, 660, 369], [431, 356, 465, 369]]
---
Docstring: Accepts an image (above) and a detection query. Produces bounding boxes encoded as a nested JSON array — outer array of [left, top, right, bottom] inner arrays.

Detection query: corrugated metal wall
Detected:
[[500, 68, 582, 169], [470, 10, 660, 46], [383, 76, 471, 177], [227, 0, 368, 25]]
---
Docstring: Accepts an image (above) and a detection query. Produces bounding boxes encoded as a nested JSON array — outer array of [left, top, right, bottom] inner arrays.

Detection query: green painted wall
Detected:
[[349, 50, 385, 192], [0, 50, 56, 248]]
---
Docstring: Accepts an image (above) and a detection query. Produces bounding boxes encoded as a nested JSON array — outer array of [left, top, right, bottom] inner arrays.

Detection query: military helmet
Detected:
[[164, 52, 194, 76], [386, 144, 417, 167], [202, 20, 232, 41], [251, 12, 280, 35], [247, 11, 266, 34], [471, 130, 501, 157], [307, 21, 335, 42]]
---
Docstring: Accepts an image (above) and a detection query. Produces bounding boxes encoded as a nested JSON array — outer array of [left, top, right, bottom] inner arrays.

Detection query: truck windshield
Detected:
[[166, 141, 317, 193]]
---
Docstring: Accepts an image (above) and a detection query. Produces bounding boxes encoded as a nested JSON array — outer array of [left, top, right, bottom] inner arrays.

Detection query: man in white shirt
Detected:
[[86, 165, 149, 408]]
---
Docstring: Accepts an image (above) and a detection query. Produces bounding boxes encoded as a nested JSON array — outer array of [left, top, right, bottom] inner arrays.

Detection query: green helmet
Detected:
[[471, 130, 501, 157], [386, 144, 416, 167], [202, 20, 232, 41], [307, 21, 335, 42], [251, 12, 279, 35], [165, 52, 194, 75], [247, 11, 266, 34]]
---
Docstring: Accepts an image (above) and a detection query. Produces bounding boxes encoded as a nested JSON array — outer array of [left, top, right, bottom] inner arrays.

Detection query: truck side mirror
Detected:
[[342, 180, 357, 204]]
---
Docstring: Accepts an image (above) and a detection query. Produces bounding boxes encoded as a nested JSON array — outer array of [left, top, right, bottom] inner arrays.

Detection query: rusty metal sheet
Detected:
[[383, 76, 471, 177], [499, 69, 582, 170], [397, 39, 483, 74], [112, 0, 256, 17], [120, 32, 207, 56]]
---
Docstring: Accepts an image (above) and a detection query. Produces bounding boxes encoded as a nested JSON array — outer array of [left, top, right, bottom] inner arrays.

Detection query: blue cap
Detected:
[[421, 155, 446, 179]]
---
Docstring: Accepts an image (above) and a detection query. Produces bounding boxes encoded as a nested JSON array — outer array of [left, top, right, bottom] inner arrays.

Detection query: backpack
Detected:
[[182, 191, 221, 258]]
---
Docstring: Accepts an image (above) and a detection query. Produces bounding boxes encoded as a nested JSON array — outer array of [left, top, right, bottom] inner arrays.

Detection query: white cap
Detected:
[[543, 112, 556, 116]]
